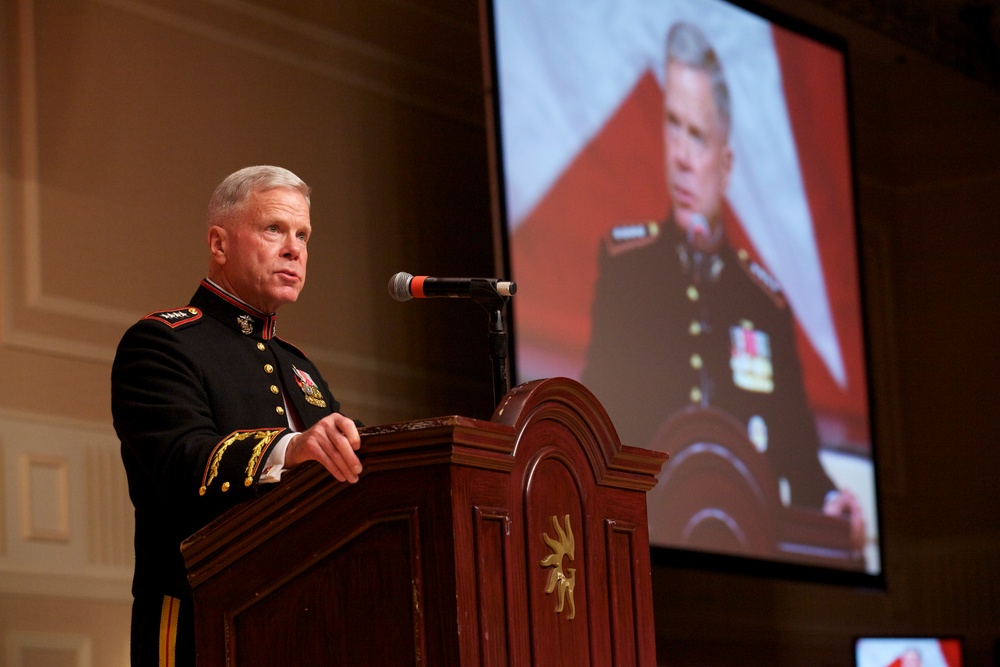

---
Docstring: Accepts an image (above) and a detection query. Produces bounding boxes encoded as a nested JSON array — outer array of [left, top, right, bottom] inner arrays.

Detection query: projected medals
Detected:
[[729, 320, 774, 393]]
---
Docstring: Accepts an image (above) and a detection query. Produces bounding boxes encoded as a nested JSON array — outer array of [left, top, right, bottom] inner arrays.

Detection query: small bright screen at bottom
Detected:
[[855, 637, 963, 667]]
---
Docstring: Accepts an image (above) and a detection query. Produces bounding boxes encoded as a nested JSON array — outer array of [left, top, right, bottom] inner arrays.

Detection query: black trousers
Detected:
[[131, 595, 195, 666]]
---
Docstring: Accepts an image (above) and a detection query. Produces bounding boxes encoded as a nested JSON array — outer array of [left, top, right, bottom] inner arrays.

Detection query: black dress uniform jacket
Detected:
[[112, 280, 339, 662], [581, 219, 835, 509]]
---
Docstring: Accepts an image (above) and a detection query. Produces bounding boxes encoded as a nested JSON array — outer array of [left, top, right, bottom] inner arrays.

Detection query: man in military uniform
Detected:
[[582, 23, 863, 541], [112, 166, 362, 666]]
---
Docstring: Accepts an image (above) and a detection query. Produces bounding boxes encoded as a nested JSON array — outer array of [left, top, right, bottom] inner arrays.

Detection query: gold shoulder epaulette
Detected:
[[736, 249, 786, 308], [605, 221, 660, 255], [142, 306, 203, 328]]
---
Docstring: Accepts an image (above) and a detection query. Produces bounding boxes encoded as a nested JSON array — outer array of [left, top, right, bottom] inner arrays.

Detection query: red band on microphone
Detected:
[[411, 275, 427, 298]]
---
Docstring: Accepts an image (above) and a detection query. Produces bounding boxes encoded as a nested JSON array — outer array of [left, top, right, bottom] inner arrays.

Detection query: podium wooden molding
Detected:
[[182, 377, 668, 666]]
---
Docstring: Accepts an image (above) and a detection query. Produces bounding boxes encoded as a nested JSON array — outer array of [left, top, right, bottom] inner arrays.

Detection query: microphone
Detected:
[[388, 272, 516, 302]]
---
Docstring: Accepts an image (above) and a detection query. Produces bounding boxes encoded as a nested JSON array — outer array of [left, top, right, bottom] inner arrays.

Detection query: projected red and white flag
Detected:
[[497, 0, 869, 446]]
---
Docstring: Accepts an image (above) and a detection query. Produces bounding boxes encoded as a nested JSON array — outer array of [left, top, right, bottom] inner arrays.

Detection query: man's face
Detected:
[[211, 187, 311, 313], [663, 61, 732, 236]]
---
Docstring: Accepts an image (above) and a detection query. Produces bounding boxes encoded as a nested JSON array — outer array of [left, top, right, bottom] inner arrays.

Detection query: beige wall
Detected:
[[1, 0, 494, 664], [2, 0, 999, 665]]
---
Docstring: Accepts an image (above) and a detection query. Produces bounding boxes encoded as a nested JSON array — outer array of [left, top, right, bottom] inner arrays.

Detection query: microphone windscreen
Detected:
[[388, 272, 414, 301]]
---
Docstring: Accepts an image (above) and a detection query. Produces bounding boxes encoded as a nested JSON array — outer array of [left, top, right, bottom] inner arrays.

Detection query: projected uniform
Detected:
[[581, 219, 836, 508]]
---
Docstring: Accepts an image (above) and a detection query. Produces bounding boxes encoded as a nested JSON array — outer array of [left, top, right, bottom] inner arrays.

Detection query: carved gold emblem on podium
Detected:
[[540, 514, 576, 619]]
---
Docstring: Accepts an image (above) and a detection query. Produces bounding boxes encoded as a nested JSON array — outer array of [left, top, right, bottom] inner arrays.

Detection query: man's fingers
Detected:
[[312, 440, 357, 483], [331, 413, 362, 451], [285, 413, 363, 483], [319, 419, 362, 477]]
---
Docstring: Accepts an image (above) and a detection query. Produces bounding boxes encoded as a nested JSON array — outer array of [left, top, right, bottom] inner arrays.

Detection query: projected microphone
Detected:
[[388, 272, 516, 302]]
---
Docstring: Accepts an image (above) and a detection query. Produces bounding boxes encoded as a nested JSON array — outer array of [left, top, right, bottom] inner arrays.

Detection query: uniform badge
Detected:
[[729, 320, 774, 393], [292, 366, 327, 408], [611, 221, 658, 242], [238, 314, 253, 335], [747, 415, 768, 452], [143, 307, 201, 328], [606, 221, 660, 256]]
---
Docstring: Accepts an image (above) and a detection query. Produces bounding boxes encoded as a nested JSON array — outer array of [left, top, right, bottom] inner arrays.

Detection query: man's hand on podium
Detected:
[[823, 488, 866, 552], [285, 413, 363, 483]]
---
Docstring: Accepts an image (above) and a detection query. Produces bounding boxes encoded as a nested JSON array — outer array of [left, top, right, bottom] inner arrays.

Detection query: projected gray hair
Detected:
[[666, 22, 731, 138]]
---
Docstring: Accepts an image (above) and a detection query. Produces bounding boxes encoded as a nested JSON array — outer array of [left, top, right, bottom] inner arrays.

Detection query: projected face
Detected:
[[663, 61, 733, 240]]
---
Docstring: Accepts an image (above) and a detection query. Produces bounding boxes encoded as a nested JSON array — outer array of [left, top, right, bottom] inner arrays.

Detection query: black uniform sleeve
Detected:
[[112, 320, 285, 528], [763, 307, 838, 508]]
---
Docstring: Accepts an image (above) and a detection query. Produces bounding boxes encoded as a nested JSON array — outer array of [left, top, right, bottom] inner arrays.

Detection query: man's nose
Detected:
[[282, 235, 304, 259], [673, 134, 694, 167]]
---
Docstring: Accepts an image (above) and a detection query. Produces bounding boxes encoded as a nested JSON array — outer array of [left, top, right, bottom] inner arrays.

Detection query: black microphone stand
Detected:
[[469, 279, 514, 409]]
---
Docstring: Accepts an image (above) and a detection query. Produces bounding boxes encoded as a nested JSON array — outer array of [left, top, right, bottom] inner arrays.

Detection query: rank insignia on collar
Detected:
[[237, 314, 253, 335], [729, 321, 774, 393], [292, 365, 327, 408]]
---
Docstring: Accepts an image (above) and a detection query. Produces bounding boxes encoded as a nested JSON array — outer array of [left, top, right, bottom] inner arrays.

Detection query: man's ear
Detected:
[[208, 225, 227, 264], [721, 144, 734, 193]]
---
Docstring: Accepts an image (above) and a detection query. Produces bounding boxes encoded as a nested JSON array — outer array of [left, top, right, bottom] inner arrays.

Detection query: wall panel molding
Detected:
[[0, 0, 488, 422], [0, 408, 132, 601], [4, 630, 93, 667], [19, 453, 71, 543], [99, 0, 485, 124]]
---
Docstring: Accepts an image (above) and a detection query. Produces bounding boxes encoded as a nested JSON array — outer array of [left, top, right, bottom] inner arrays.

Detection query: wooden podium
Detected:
[[181, 377, 668, 666]]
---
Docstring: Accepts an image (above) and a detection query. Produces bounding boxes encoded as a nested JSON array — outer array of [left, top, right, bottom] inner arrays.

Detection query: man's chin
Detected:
[[267, 288, 303, 312], [673, 211, 695, 231]]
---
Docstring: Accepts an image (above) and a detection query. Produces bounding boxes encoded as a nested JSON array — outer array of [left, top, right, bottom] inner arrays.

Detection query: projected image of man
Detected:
[[581, 21, 864, 551]]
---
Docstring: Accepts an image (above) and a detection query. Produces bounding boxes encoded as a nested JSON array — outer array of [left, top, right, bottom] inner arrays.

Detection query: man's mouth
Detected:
[[672, 184, 696, 209]]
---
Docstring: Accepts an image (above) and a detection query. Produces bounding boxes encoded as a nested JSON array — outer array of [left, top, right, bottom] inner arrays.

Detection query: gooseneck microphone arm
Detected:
[[486, 301, 509, 408], [388, 272, 515, 408]]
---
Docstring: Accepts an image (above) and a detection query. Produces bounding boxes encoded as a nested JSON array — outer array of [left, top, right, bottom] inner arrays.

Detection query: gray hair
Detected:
[[207, 165, 311, 225], [666, 22, 731, 138]]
